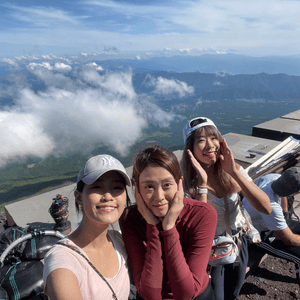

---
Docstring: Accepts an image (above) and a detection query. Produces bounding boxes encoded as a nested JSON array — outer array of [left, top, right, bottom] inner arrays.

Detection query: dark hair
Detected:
[[132, 144, 182, 188], [75, 172, 131, 214], [181, 126, 239, 198]]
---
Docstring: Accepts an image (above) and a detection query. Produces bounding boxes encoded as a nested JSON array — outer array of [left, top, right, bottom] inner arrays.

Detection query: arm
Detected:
[[122, 213, 163, 300], [45, 269, 84, 300], [161, 203, 217, 300], [273, 227, 300, 246], [220, 139, 272, 215], [281, 197, 289, 213], [186, 149, 208, 203]]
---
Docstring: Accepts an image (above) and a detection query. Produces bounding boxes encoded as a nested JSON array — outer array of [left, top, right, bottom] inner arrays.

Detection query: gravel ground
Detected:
[[239, 255, 300, 299]]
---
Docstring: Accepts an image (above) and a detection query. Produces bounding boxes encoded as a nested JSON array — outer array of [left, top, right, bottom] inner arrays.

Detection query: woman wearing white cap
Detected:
[[43, 154, 132, 300], [181, 117, 272, 300]]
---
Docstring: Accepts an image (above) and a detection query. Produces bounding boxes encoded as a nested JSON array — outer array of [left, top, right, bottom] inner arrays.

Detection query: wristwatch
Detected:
[[196, 187, 208, 194]]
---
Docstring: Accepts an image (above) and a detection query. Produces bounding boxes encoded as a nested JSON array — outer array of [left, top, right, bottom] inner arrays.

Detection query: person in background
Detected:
[[121, 144, 217, 300], [243, 167, 300, 285], [43, 154, 132, 300], [181, 116, 272, 300]]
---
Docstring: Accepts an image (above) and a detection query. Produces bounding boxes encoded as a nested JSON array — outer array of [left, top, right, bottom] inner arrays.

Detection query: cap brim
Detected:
[[82, 169, 131, 186]]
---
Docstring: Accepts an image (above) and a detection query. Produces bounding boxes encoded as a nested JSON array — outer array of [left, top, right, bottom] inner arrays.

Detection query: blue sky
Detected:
[[1, 0, 300, 59]]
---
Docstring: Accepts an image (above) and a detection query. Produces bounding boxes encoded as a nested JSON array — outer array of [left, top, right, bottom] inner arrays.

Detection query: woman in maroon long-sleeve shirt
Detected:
[[121, 145, 217, 300]]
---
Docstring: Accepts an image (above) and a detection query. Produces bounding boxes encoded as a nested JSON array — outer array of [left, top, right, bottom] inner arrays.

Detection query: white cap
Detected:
[[183, 117, 217, 143], [77, 154, 131, 186]]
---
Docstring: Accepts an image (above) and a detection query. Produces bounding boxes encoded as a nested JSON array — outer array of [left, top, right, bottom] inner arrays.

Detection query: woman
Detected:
[[121, 144, 217, 300], [181, 116, 272, 300], [43, 154, 131, 300]]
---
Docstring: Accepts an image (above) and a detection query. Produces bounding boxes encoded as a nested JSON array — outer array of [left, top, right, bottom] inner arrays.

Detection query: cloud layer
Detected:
[[0, 63, 177, 166]]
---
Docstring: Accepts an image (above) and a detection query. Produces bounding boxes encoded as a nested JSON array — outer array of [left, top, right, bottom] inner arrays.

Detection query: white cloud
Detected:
[[42, 55, 52, 59], [180, 48, 191, 54], [27, 62, 72, 72], [145, 75, 194, 97], [0, 67, 176, 166], [213, 81, 222, 85], [54, 63, 72, 71], [28, 62, 53, 70], [1, 58, 18, 67], [15, 56, 27, 60], [0, 110, 54, 167], [85, 62, 104, 71], [1, 0, 300, 57], [215, 71, 227, 77]]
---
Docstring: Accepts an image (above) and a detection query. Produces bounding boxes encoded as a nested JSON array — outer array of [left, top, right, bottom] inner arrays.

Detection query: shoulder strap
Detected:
[[223, 195, 232, 235], [57, 242, 118, 300]]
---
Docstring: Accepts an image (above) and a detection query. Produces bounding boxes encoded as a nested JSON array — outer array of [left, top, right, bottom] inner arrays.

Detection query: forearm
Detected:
[[161, 215, 215, 300], [195, 193, 207, 203], [281, 197, 289, 213], [123, 224, 163, 300], [274, 227, 300, 247], [162, 227, 199, 300], [231, 169, 272, 214]]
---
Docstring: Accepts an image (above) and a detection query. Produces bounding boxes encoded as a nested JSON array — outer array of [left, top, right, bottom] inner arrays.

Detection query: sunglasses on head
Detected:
[[190, 117, 208, 128]]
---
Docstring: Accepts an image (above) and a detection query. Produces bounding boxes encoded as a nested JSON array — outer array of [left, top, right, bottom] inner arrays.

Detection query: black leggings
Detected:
[[136, 281, 215, 300]]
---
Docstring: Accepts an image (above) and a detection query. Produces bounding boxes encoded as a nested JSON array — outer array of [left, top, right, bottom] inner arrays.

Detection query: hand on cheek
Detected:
[[162, 178, 184, 231], [135, 187, 159, 225]]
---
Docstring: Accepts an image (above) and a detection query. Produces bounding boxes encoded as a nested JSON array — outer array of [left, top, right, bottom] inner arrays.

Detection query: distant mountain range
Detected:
[[132, 71, 300, 102], [94, 54, 300, 76], [2, 68, 300, 108]]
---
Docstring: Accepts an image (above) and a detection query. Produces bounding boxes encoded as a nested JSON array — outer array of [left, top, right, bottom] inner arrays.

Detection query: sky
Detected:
[[1, 0, 300, 167], [1, 0, 300, 59]]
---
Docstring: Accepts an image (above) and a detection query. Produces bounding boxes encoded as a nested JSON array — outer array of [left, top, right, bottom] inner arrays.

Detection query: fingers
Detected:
[[178, 177, 184, 195], [187, 149, 200, 168], [173, 178, 184, 201], [221, 139, 232, 156]]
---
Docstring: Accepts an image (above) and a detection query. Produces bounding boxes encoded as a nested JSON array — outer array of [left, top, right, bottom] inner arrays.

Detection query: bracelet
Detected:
[[196, 187, 208, 194]]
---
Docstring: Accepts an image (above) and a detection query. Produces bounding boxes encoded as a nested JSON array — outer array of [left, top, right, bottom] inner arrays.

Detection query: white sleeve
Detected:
[[260, 202, 288, 232], [43, 245, 83, 288]]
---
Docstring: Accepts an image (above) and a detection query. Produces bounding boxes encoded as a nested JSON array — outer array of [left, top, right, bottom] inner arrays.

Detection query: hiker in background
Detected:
[[181, 116, 272, 300], [43, 154, 132, 300], [243, 167, 300, 285], [121, 145, 217, 300]]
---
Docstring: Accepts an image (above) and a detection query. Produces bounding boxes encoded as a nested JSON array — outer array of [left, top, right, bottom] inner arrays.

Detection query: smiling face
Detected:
[[138, 165, 178, 218], [193, 127, 221, 165], [75, 171, 126, 226]]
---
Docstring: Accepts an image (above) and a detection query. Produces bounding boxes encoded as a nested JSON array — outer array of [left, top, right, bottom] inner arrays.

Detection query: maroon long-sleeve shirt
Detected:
[[122, 198, 217, 300]]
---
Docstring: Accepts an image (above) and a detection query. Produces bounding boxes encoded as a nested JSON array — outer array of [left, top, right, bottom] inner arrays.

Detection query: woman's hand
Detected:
[[219, 139, 238, 176], [135, 187, 159, 225], [187, 149, 208, 187], [162, 179, 184, 231]]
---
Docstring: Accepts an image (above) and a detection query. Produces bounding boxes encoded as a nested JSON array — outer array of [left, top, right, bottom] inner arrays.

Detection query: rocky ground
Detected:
[[239, 255, 299, 299], [0, 210, 299, 299]]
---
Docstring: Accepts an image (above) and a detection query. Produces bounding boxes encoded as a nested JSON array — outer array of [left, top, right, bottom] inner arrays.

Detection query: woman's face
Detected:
[[138, 165, 178, 218], [193, 128, 221, 165], [76, 171, 126, 225]]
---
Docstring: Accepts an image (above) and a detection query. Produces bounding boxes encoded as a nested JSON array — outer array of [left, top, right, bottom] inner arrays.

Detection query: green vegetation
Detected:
[[0, 128, 181, 210]]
